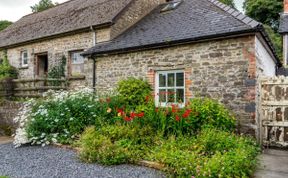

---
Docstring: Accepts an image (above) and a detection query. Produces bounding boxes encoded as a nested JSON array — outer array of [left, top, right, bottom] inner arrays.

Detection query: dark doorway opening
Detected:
[[37, 53, 48, 77]]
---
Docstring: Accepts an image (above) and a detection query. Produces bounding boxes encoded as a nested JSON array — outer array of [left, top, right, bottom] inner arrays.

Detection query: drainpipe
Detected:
[[92, 55, 96, 92], [90, 26, 97, 92]]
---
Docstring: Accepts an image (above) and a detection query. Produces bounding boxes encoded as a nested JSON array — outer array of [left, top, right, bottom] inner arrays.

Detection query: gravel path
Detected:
[[0, 143, 165, 178]]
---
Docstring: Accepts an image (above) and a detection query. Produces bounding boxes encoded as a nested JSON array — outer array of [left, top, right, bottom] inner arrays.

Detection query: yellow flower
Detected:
[[107, 108, 112, 113], [118, 112, 122, 117]]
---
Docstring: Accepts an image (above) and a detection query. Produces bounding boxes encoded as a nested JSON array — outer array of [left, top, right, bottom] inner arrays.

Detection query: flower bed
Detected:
[[13, 78, 260, 177]]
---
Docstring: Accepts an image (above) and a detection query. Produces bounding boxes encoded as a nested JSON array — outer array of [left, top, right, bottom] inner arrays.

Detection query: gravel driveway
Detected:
[[0, 143, 165, 178]]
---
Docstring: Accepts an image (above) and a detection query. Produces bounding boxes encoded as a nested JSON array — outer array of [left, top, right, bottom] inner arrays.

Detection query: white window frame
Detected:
[[155, 70, 185, 107], [21, 50, 28, 67], [71, 51, 84, 65]]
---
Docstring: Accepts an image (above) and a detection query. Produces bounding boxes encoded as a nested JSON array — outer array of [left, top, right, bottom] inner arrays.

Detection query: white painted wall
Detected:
[[255, 37, 276, 77]]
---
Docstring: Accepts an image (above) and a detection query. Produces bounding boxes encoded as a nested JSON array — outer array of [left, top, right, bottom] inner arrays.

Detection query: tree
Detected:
[[264, 24, 283, 60], [219, 0, 236, 8], [0, 20, 12, 31], [244, 0, 283, 31], [31, 0, 58, 13], [244, 0, 283, 61]]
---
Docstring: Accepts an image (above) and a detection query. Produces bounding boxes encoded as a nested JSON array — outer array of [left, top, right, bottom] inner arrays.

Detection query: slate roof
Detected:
[[0, 0, 132, 48], [279, 13, 288, 33], [83, 0, 278, 64]]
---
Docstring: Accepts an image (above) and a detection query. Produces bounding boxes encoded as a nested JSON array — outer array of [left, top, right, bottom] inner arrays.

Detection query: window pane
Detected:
[[159, 89, 166, 103], [72, 52, 84, 64], [23, 58, 28, 64], [23, 52, 28, 58], [159, 74, 166, 87], [168, 89, 175, 103], [176, 73, 184, 86], [176, 89, 184, 103], [168, 73, 175, 87]]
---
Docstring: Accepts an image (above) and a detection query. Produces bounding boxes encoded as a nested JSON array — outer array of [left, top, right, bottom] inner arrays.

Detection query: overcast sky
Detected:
[[0, 0, 245, 22]]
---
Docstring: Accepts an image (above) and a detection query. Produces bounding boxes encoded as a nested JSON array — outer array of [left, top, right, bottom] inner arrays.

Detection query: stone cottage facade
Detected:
[[0, 0, 281, 137]]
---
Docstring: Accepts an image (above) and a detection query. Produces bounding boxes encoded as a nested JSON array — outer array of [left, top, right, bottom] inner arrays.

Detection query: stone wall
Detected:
[[92, 35, 261, 136], [0, 100, 22, 136], [111, 0, 165, 39], [6, 31, 95, 83]]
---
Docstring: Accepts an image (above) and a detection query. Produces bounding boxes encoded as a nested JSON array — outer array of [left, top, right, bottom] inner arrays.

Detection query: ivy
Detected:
[[48, 55, 66, 86]]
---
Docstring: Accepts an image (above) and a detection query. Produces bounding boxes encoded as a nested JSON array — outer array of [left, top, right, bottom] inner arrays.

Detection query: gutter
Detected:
[[85, 26, 281, 67], [85, 29, 257, 58]]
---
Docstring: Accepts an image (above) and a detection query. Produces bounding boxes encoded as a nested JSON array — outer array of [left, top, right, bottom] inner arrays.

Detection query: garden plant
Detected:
[[14, 78, 260, 177]]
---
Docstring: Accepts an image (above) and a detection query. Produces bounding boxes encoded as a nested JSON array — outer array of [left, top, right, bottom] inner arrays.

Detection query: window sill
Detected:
[[19, 66, 29, 70], [68, 75, 86, 80]]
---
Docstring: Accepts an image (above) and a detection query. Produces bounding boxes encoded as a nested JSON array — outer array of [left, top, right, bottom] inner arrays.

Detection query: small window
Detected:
[[155, 70, 185, 107], [70, 51, 84, 76], [21, 50, 28, 67], [161, 0, 182, 13], [71, 51, 84, 64]]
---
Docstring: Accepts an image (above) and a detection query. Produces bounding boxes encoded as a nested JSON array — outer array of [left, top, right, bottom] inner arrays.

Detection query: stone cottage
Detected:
[[0, 0, 281, 137]]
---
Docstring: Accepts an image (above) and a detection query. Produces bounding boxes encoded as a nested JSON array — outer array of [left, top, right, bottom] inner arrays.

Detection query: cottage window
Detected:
[[155, 70, 185, 107], [70, 51, 84, 76], [21, 50, 28, 67]]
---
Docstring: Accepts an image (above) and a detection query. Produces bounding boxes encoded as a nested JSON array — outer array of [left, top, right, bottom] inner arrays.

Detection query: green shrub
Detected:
[[0, 51, 17, 79], [117, 78, 152, 108], [78, 125, 155, 165], [187, 97, 236, 132], [147, 128, 260, 177]]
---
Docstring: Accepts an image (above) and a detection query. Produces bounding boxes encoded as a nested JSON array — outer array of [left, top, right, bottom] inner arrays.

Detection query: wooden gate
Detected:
[[260, 77, 288, 147]]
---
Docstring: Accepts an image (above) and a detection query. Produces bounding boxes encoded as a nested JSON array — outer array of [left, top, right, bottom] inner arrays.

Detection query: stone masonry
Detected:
[[0, 100, 22, 136], [91, 36, 258, 136]]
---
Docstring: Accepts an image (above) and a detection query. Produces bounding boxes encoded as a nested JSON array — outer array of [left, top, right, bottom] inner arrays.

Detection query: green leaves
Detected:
[[244, 0, 283, 31], [0, 20, 12, 32], [31, 0, 58, 13], [219, 0, 236, 8], [117, 78, 152, 108]]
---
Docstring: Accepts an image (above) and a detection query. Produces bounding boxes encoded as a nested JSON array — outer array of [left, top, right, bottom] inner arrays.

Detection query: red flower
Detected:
[[175, 115, 180, 122], [117, 108, 125, 116], [130, 112, 137, 118], [124, 116, 133, 122], [137, 112, 145, 118], [182, 109, 192, 118]]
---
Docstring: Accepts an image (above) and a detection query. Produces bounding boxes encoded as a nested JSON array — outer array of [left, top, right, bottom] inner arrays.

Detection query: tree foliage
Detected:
[[244, 0, 283, 61], [31, 0, 58, 13], [0, 20, 12, 31], [244, 0, 283, 31], [219, 0, 236, 8], [264, 24, 283, 61]]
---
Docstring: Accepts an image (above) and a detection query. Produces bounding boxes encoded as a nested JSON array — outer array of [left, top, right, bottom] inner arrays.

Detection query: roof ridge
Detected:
[[207, 0, 260, 28]]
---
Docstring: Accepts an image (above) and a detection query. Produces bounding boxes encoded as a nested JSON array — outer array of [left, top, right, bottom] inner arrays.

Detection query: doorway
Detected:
[[36, 53, 48, 77]]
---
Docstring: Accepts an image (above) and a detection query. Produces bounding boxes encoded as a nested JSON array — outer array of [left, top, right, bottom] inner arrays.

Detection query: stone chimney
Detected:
[[285, 0, 288, 13], [110, 0, 166, 39]]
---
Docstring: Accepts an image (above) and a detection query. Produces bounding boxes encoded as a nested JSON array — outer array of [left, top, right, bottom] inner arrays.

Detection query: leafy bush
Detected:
[[187, 98, 236, 132], [117, 78, 152, 108], [147, 128, 260, 177], [78, 125, 155, 165], [0, 51, 17, 79]]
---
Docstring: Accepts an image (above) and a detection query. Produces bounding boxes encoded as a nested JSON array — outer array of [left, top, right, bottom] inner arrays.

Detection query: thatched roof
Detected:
[[0, 0, 132, 48]]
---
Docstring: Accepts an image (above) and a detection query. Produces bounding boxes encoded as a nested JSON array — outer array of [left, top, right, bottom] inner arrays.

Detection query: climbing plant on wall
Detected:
[[48, 55, 66, 86]]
